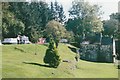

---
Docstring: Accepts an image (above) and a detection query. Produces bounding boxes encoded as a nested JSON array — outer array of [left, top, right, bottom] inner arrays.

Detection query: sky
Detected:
[[44, 0, 119, 20]]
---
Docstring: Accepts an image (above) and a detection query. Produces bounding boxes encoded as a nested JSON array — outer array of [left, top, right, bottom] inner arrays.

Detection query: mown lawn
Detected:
[[2, 44, 118, 78]]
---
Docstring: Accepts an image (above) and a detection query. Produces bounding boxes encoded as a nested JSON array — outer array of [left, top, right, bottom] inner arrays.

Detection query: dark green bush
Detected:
[[70, 42, 79, 48], [80, 44, 113, 62], [43, 39, 61, 68], [118, 65, 120, 69], [117, 40, 120, 60]]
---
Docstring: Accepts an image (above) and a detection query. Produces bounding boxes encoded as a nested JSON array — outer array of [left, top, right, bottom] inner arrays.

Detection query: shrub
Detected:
[[43, 38, 61, 68], [80, 44, 113, 62], [70, 42, 80, 48]]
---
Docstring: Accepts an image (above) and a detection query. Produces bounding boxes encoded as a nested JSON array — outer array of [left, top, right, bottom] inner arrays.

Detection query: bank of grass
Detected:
[[2, 44, 118, 78]]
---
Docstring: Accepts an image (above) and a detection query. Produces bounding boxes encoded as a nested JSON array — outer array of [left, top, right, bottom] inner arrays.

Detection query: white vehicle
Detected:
[[2, 38, 17, 44], [2, 36, 31, 44], [21, 36, 31, 44], [60, 39, 68, 43]]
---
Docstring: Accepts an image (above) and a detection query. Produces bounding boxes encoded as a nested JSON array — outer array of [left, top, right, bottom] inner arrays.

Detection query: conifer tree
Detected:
[[43, 38, 61, 68]]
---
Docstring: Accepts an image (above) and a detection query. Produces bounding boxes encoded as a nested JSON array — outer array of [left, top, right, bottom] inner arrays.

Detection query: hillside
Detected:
[[2, 44, 118, 78]]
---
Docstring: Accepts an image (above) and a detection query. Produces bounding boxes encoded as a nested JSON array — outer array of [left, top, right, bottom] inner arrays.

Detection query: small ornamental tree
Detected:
[[43, 38, 61, 68]]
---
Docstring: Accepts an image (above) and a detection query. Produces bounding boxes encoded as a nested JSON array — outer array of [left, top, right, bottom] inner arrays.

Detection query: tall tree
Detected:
[[58, 5, 66, 23], [67, 0, 103, 43], [2, 1, 68, 43], [110, 13, 119, 20], [102, 13, 119, 38], [2, 2, 25, 38], [49, 2, 56, 20], [49, 1, 66, 23], [8, 2, 50, 42], [45, 20, 67, 45], [102, 19, 118, 38]]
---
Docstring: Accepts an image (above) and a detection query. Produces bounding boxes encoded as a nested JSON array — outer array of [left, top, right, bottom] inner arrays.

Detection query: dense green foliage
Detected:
[[102, 13, 118, 38], [2, 1, 66, 42], [2, 3, 25, 38], [66, 0, 103, 43], [45, 20, 68, 42], [2, 1, 118, 44], [49, 1, 66, 23], [118, 13, 120, 60], [44, 39, 61, 68]]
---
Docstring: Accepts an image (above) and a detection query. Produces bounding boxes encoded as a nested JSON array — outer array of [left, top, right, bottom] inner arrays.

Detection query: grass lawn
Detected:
[[1, 43, 118, 78]]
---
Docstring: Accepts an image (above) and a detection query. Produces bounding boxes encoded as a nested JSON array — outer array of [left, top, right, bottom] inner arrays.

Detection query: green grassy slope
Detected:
[[2, 44, 118, 78]]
